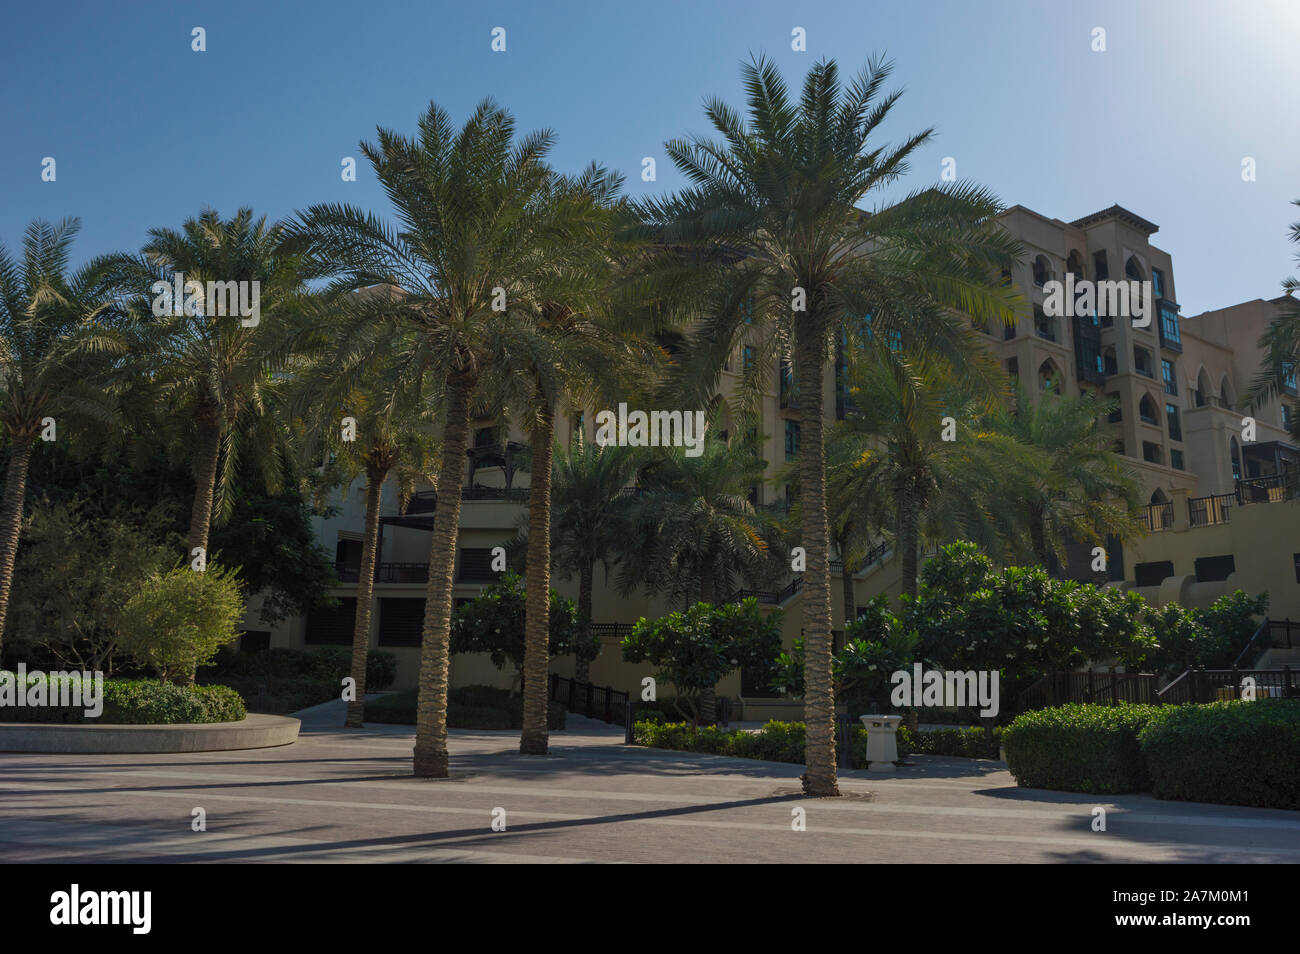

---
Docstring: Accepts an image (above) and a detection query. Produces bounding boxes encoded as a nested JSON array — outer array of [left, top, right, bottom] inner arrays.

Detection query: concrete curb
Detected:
[[0, 713, 301, 754]]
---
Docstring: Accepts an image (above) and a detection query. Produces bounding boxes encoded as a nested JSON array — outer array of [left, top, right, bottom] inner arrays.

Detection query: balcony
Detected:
[[334, 561, 430, 584]]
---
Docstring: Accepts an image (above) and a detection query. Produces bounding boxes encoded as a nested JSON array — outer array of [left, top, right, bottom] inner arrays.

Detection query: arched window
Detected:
[[1125, 255, 1145, 282], [1195, 367, 1213, 407], [1038, 359, 1060, 393], [1230, 437, 1241, 481], [1138, 394, 1159, 425], [1150, 488, 1169, 505], [1220, 375, 1235, 408]]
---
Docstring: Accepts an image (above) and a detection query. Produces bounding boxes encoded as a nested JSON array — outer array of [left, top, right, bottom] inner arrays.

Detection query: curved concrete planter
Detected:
[[0, 713, 300, 754]]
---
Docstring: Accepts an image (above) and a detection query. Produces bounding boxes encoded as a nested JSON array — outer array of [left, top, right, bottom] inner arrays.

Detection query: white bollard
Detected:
[[859, 714, 902, 772]]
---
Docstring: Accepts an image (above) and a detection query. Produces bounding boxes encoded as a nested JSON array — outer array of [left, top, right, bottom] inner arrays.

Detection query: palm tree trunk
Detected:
[[413, 372, 475, 778], [796, 316, 839, 797], [520, 399, 555, 755], [900, 489, 920, 599], [575, 562, 594, 683], [188, 421, 221, 557], [345, 462, 386, 728], [0, 432, 35, 653]]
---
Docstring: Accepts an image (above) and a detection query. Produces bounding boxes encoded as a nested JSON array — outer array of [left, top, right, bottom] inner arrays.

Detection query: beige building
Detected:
[[244, 202, 1300, 698]]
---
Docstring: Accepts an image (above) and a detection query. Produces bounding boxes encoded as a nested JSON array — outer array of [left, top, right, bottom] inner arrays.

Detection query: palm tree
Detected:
[[120, 209, 309, 563], [292, 315, 439, 728], [480, 163, 648, 755], [619, 435, 785, 721], [0, 219, 125, 653], [995, 384, 1143, 571], [636, 56, 1021, 794], [1247, 198, 1300, 441], [829, 341, 1019, 599], [289, 100, 592, 778], [547, 434, 639, 682]]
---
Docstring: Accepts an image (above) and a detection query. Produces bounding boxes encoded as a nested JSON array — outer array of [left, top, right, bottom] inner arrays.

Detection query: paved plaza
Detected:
[[2, 702, 1297, 863]]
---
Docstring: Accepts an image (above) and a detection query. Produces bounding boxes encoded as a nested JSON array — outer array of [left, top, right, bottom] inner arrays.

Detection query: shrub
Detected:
[[1139, 699, 1300, 809], [116, 564, 245, 681], [0, 675, 247, 724], [1002, 703, 1163, 793], [634, 719, 917, 767], [906, 725, 1002, 759]]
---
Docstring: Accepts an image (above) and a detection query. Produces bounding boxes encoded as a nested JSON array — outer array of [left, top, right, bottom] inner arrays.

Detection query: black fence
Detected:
[[1157, 667, 1299, 704], [1018, 670, 1161, 711], [548, 673, 630, 726], [334, 561, 430, 584]]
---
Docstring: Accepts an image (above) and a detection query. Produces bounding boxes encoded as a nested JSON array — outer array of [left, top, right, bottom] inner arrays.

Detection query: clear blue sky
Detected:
[[3, 0, 1297, 315]]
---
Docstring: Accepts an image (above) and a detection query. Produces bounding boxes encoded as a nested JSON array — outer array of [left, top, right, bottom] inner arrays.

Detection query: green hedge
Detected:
[[904, 725, 1002, 759], [363, 685, 567, 730], [634, 719, 917, 767], [0, 676, 247, 725], [1139, 699, 1300, 810], [1002, 703, 1164, 794]]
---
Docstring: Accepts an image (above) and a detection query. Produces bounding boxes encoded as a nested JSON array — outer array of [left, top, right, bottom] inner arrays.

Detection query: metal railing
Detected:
[[1143, 501, 1174, 532], [334, 561, 430, 583], [1018, 670, 1161, 711], [1157, 666, 1298, 704], [548, 673, 629, 726], [1237, 473, 1288, 504], [1188, 492, 1234, 527]]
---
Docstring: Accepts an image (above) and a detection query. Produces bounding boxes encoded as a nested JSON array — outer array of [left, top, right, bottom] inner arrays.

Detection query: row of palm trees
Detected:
[[0, 54, 1165, 796]]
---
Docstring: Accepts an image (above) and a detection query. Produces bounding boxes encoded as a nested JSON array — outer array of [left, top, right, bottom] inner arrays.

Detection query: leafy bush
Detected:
[[1139, 699, 1300, 809], [363, 685, 567, 730], [202, 647, 399, 712], [451, 572, 597, 678], [0, 675, 246, 724], [1002, 703, 1163, 793], [116, 564, 245, 681], [634, 719, 920, 767], [905, 725, 1002, 759]]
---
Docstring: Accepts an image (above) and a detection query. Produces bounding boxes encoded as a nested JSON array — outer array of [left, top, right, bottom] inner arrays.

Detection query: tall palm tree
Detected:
[[289, 100, 591, 778], [636, 56, 1021, 794], [292, 314, 439, 728], [120, 209, 309, 563], [995, 385, 1142, 571], [482, 163, 648, 755], [0, 219, 125, 653]]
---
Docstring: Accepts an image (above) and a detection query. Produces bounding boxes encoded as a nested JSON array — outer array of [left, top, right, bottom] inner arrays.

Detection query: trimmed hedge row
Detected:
[[634, 719, 928, 768], [1140, 699, 1300, 810], [363, 685, 567, 730], [1001, 703, 1161, 794], [1003, 700, 1300, 808], [0, 677, 247, 725]]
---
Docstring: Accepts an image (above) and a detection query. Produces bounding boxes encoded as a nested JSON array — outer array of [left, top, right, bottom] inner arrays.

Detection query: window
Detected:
[[1142, 441, 1161, 464], [1103, 348, 1118, 376], [1160, 304, 1181, 347], [1162, 359, 1177, 394], [1134, 561, 1174, 587], [1134, 347, 1153, 378], [1139, 395, 1159, 425], [1166, 404, 1181, 442], [1285, 361, 1298, 395], [457, 547, 496, 583], [1038, 360, 1060, 393], [474, 427, 496, 448], [784, 419, 800, 461], [1032, 255, 1051, 287], [743, 346, 754, 372], [1003, 318, 1017, 340], [1107, 393, 1122, 423], [1285, 404, 1293, 431], [1294, 552, 1300, 584], [377, 598, 425, 647], [1194, 554, 1236, 583], [1034, 306, 1055, 341], [1170, 449, 1185, 470], [1151, 268, 1164, 298], [304, 599, 357, 645], [1093, 251, 1109, 281], [1230, 437, 1241, 480]]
